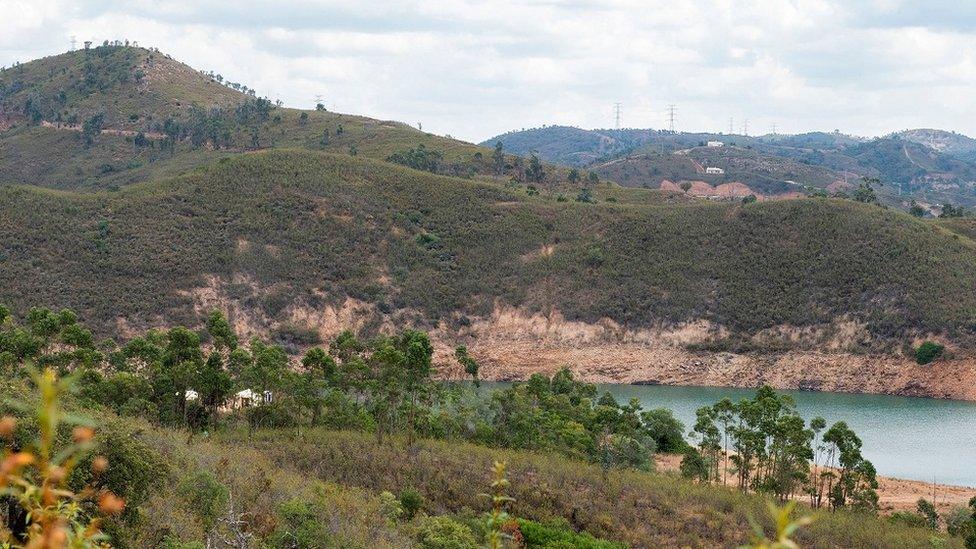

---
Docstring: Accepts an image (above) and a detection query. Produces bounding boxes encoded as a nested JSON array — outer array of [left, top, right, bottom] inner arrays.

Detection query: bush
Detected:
[[399, 488, 424, 519], [177, 471, 229, 531], [517, 518, 626, 549], [915, 341, 945, 365], [416, 516, 478, 549]]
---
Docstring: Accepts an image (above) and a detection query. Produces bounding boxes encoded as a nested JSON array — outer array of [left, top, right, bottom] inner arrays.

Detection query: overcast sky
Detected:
[[3, 0, 976, 142]]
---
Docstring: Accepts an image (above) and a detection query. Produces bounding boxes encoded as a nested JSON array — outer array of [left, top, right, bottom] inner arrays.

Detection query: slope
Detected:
[[3, 149, 976, 353], [0, 45, 495, 190]]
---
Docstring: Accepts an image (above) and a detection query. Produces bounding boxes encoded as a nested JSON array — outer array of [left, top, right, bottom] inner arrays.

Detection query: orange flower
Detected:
[[0, 416, 15, 439], [98, 492, 125, 515], [72, 426, 96, 443], [92, 455, 109, 474]]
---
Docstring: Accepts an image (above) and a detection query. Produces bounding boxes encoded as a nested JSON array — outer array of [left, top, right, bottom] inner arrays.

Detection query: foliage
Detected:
[[690, 387, 877, 510], [416, 516, 478, 549], [0, 368, 125, 547], [739, 501, 812, 549], [915, 341, 946, 364]]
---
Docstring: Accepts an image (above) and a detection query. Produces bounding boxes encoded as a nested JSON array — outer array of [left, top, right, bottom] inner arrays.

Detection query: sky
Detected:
[[3, 0, 976, 143]]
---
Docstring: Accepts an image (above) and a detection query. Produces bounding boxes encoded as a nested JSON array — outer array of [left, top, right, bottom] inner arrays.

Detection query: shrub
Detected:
[[399, 487, 425, 519], [416, 516, 478, 549], [177, 471, 229, 531], [915, 341, 945, 365], [516, 518, 626, 549]]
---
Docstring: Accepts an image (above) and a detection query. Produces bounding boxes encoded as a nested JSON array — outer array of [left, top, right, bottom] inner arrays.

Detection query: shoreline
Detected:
[[432, 340, 976, 402]]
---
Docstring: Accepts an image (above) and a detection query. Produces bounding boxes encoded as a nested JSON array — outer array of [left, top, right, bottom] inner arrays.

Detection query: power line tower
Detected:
[[728, 117, 734, 135], [613, 102, 622, 129], [314, 94, 324, 109], [666, 104, 677, 133], [770, 123, 777, 135], [741, 119, 749, 137], [70, 35, 77, 51]]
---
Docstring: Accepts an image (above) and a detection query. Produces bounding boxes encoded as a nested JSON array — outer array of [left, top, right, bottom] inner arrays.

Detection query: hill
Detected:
[[895, 128, 976, 162], [485, 126, 976, 208], [0, 45, 496, 190], [3, 148, 976, 356]]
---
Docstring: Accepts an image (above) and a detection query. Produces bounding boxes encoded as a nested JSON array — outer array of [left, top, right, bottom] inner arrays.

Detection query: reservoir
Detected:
[[480, 381, 976, 487]]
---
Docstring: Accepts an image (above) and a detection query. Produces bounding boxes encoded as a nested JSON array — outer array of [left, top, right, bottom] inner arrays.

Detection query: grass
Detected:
[[218, 427, 959, 548], [2, 149, 976, 350]]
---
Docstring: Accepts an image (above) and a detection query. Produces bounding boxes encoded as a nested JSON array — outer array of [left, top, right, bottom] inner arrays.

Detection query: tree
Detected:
[[940, 203, 966, 218], [588, 172, 599, 185], [197, 352, 232, 425], [527, 153, 545, 184], [567, 168, 580, 185], [492, 141, 505, 175], [454, 345, 479, 386], [680, 181, 692, 193], [298, 112, 309, 125], [206, 310, 238, 351], [909, 201, 926, 217], [852, 177, 880, 204], [154, 327, 204, 425], [82, 113, 104, 147], [576, 187, 593, 203]]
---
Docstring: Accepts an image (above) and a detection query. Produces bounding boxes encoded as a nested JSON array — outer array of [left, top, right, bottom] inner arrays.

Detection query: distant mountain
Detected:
[[484, 126, 976, 207]]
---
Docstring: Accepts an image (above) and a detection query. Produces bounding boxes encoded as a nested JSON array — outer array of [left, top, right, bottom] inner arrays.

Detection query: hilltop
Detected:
[[0, 44, 493, 190]]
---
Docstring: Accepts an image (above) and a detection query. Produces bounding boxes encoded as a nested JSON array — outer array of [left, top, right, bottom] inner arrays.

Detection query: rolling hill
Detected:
[[3, 45, 976, 359], [484, 126, 976, 208]]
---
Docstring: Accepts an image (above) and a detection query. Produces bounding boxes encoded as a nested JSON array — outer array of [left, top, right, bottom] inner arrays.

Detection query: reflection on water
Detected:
[[476, 381, 976, 487]]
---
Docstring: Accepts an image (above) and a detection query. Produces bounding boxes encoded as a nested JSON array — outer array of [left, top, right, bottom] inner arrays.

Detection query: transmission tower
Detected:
[[70, 35, 77, 51], [613, 102, 622, 129], [770, 123, 777, 135], [728, 117, 734, 135], [741, 119, 749, 137], [666, 104, 677, 133]]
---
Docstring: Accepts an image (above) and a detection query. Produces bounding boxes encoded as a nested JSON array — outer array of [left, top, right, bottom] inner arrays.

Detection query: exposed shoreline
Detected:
[[434, 340, 976, 402]]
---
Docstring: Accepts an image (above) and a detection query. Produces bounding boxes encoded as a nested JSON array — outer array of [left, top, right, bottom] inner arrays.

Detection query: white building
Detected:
[[705, 167, 725, 175], [707, 141, 724, 147]]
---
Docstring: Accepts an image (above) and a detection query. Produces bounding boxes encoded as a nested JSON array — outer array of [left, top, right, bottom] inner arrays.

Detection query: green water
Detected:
[[480, 382, 976, 487]]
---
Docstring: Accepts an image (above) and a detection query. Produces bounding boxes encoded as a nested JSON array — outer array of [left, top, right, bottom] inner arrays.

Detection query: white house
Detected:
[[705, 167, 725, 175], [707, 141, 724, 147]]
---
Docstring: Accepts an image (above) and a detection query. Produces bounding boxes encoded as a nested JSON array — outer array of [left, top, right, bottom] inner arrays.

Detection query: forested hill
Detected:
[[3, 47, 976, 354]]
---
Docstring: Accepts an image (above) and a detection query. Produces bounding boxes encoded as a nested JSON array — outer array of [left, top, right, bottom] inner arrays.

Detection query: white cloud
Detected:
[[2, 0, 976, 141]]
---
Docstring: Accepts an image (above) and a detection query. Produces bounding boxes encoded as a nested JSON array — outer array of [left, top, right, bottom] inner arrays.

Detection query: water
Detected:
[[478, 382, 976, 487]]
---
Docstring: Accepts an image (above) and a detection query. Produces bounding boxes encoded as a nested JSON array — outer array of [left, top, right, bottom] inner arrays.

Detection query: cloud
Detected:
[[2, 0, 976, 141]]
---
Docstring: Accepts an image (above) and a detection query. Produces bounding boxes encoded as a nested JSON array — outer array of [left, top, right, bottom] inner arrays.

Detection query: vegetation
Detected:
[[3, 149, 976, 352], [0, 307, 964, 547], [915, 341, 946, 364], [684, 388, 878, 512]]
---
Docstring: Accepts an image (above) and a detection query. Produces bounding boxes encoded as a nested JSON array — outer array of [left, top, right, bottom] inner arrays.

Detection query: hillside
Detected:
[[0, 45, 496, 190], [3, 148, 976, 359], [486, 126, 976, 208], [896, 128, 976, 162], [2, 373, 956, 549]]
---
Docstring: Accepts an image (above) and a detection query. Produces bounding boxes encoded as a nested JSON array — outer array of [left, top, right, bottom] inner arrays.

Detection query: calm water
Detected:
[[479, 382, 976, 487]]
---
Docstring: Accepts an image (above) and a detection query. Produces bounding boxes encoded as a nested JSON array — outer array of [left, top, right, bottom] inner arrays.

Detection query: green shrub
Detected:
[[177, 471, 229, 531], [416, 516, 478, 549], [266, 498, 331, 548], [399, 487, 424, 519], [516, 518, 626, 548], [915, 341, 945, 365]]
